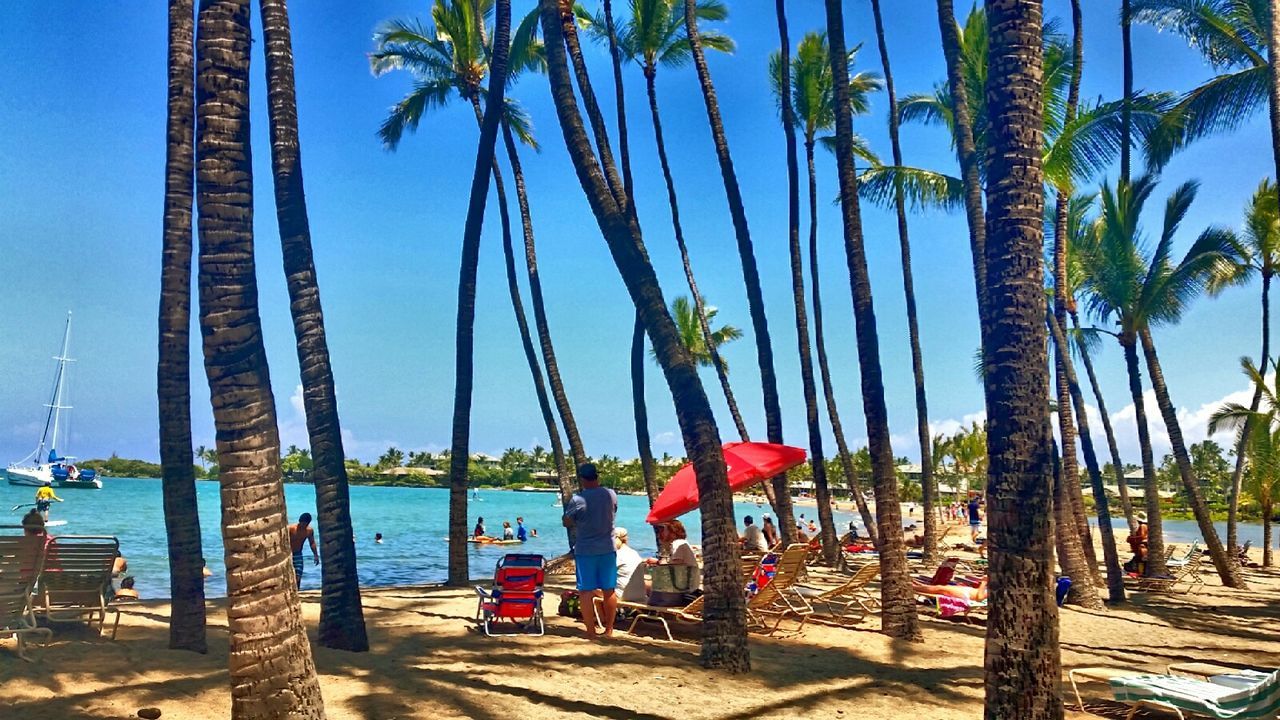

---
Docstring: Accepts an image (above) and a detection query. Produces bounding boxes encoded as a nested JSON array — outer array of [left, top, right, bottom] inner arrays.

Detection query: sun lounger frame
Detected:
[[33, 535, 121, 639], [0, 536, 52, 660], [1069, 663, 1280, 720]]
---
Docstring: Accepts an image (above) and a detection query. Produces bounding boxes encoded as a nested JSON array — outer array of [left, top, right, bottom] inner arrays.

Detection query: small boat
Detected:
[[468, 537, 525, 546], [6, 313, 101, 490]]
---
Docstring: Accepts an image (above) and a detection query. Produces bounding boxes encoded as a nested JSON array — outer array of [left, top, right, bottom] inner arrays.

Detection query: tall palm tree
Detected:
[[604, 0, 750, 443], [631, 313, 659, 508], [822, 0, 918, 641], [1121, 0, 1133, 182], [1079, 175, 1246, 588], [664, 295, 741, 368], [1208, 179, 1280, 554], [1244, 424, 1278, 567], [1210, 357, 1280, 567], [158, 0, 206, 655], [683, 0, 797, 540], [980, 2, 1062, 716], [868, 0, 938, 563], [536, 0, 748, 671], [194, 0, 324, 714], [258, 0, 367, 652]]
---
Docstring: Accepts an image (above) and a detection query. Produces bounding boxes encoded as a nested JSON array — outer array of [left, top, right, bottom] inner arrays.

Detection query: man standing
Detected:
[[740, 515, 768, 552], [516, 516, 528, 542], [967, 494, 983, 542], [34, 485, 63, 521], [562, 463, 617, 638], [288, 512, 319, 589]]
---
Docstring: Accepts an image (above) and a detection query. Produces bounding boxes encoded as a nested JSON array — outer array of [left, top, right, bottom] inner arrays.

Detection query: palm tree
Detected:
[[822, 0, 917, 641], [663, 296, 741, 369], [1210, 357, 1280, 567], [1208, 179, 1280, 554], [867, 0, 938, 563], [194, 0, 324, 713], [631, 313, 659, 508], [535, 0, 748, 671], [258, 0, 367, 652], [604, 0, 750, 442], [683, 0, 797, 541], [1244, 425, 1277, 567], [1079, 175, 1246, 588], [158, 0, 206, 655], [980, 2, 1062, 715]]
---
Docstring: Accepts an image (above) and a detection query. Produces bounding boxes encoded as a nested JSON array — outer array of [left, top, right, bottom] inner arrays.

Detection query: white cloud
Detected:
[[653, 431, 679, 446], [928, 410, 987, 439]]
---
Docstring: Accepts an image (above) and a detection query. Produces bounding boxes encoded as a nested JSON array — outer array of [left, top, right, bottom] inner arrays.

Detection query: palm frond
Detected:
[[1145, 65, 1268, 168], [855, 164, 964, 212], [378, 78, 455, 149]]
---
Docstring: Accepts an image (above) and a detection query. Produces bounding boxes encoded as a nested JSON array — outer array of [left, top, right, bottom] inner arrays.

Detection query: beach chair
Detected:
[[1167, 540, 1202, 568], [1125, 552, 1206, 595], [614, 556, 759, 642], [745, 544, 812, 634], [795, 562, 880, 626], [1235, 541, 1253, 568], [913, 557, 959, 586], [0, 536, 52, 660], [474, 553, 545, 637], [1069, 663, 1280, 719], [33, 536, 121, 639]]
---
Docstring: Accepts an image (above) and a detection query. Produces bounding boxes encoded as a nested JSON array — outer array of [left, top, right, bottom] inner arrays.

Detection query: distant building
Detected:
[[379, 466, 445, 478], [469, 452, 501, 466]]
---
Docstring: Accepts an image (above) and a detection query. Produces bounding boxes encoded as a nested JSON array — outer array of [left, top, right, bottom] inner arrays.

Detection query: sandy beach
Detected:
[[2, 532, 1275, 720]]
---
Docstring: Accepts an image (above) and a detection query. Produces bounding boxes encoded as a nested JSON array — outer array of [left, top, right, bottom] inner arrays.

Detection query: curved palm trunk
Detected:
[[195, 0, 324, 713], [602, 0, 634, 214], [643, 65, 750, 443], [258, 0, 367, 652], [500, 122, 575, 515], [776, 3, 837, 563], [871, 0, 936, 563], [824, 0, 917, 640], [1120, 0, 1133, 183], [1139, 329, 1247, 588], [933, 0, 990, 341], [1050, 381, 1102, 608], [1073, 311, 1137, 530], [1049, 314, 1126, 602], [684, 0, 796, 543], [1121, 336, 1168, 577], [538, 0, 748, 671], [632, 314, 659, 508], [981, 2, 1062, 716], [557, 1, 625, 209], [1227, 279, 1268, 555], [159, 0, 206, 654], [446, 2, 512, 587]]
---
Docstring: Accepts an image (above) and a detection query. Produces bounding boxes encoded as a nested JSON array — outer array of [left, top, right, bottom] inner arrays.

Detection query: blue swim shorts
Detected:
[[574, 551, 617, 592]]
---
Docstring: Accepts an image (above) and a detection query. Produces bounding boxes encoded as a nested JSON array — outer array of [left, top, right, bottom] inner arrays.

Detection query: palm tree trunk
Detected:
[[981, 2, 1062, 716], [1048, 314, 1126, 602], [632, 313, 659, 508], [1120, 0, 1133, 184], [1263, 501, 1273, 567], [500, 121, 575, 517], [683, 0, 797, 543], [557, 0, 626, 209], [194, 0, 324, 713], [446, 1, 512, 587], [776, 3, 837, 563], [1139, 328, 1247, 588], [1050, 381, 1102, 608], [824, 0, 918, 641], [1121, 335, 1168, 577], [805, 141, 879, 550], [1227, 277, 1269, 555], [258, 0, 367, 653], [871, 0, 937, 564], [933, 0, 990, 341], [1073, 311, 1136, 530], [643, 65, 750, 444], [159, 0, 206, 655], [538, 0, 748, 671], [602, 0, 634, 215]]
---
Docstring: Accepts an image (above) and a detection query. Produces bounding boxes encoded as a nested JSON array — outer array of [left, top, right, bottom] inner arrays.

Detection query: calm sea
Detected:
[[0, 477, 1265, 599]]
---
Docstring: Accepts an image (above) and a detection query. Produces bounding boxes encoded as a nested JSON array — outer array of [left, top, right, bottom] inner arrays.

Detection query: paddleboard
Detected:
[[467, 538, 524, 545], [45, 520, 67, 527]]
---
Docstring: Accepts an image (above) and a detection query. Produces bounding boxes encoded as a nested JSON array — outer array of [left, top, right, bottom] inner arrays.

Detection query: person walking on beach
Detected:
[[34, 485, 63, 521], [562, 463, 617, 639], [967, 495, 983, 542], [288, 513, 319, 589]]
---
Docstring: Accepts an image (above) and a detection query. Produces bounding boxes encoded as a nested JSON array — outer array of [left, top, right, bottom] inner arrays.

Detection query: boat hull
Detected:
[[6, 467, 51, 487], [52, 478, 102, 490]]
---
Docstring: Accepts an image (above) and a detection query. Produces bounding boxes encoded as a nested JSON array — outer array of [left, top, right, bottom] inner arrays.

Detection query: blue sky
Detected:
[[0, 1, 1272, 467]]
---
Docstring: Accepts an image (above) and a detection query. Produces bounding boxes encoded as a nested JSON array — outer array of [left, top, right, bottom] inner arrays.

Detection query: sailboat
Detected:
[[6, 313, 101, 489]]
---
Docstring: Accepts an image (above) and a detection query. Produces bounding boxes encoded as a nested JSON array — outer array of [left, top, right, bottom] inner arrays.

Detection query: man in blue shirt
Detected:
[[516, 516, 528, 543], [562, 463, 618, 638], [968, 495, 983, 542]]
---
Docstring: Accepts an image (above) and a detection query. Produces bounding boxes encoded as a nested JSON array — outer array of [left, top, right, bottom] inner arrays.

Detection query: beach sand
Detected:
[[2, 535, 1275, 719]]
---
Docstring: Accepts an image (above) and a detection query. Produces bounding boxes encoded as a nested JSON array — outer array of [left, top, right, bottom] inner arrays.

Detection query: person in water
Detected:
[[375, 533, 384, 544], [473, 517, 486, 538], [34, 485, 63, 520], [502, 521, 514, 540], [516, 517, 528, 542], [288, 513, 320, 589]]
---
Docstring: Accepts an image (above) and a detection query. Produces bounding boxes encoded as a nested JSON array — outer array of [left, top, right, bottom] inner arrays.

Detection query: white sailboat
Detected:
[[6, 313, 101, 489]]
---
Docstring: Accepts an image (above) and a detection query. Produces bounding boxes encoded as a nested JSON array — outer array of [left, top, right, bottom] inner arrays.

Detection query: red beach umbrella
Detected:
[[645, 442, 808, 525]]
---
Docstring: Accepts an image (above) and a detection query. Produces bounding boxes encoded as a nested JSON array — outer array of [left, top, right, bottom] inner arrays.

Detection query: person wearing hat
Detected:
[[562, 462, 618, 638], [613, 528, 645, 602], [1125, 511, 1150, 574]]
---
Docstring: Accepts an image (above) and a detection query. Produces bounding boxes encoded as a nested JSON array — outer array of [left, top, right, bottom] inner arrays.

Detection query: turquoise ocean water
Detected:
[[0, 477, 1264, 599]]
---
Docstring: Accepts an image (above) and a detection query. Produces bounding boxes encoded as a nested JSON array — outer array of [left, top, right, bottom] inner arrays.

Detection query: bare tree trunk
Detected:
[[1226, 279, 1268, 555], [558, 0, 625, 209], [1073, 311, 1136, 530], [632, 313, 659, 508], [1121, 335, 1168, 577]]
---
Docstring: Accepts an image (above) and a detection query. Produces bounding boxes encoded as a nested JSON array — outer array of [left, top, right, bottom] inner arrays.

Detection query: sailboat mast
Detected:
[[48, 313, 73, 457]]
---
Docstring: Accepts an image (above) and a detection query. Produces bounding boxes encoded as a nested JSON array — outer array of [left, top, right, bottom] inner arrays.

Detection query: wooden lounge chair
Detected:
[[1070, 663, 1280, 719], [0, 536, 52, 660], [744, 544, 812, 635], [34, 536, 121, 639], [1167, 540, 1202, 568], [796, 562, 880, 626], [1125, 552, 1205, 595]]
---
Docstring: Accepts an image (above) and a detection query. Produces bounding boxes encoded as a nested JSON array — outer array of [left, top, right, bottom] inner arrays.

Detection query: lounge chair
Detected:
[[795, 562, 880, 626], [0, 536, 52, 660], [616, 554, 759, 642], [475, 553, 545, 636], [744, 544, 812, 634], [905, 525, 953, 549], [1167, 540, 1202, 568], [1235, 540, 1254, 568], [1125, 551, 1206, 595], [1069, 663, 1280, 719], [913, 557, 959, 586], [33, 536, 120, 639]]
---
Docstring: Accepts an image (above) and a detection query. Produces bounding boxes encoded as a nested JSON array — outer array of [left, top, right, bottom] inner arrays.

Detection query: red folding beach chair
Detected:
[[475, 554, 545, 637]]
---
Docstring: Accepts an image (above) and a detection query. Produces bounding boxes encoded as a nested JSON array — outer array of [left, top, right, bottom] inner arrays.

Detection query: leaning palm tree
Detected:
[[683, 0, 797, 540], [980, 1, 1062, 715], [535, 0, 748, 672], [1207, 179, 1280, 555], [158, 0, 206, 654], [1079, 175, 1246, 588], [1210, 357, 1280, 567], [258, 0, 367, 652], [194, 0, 324, 714], [822, 0, 917, 641]]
